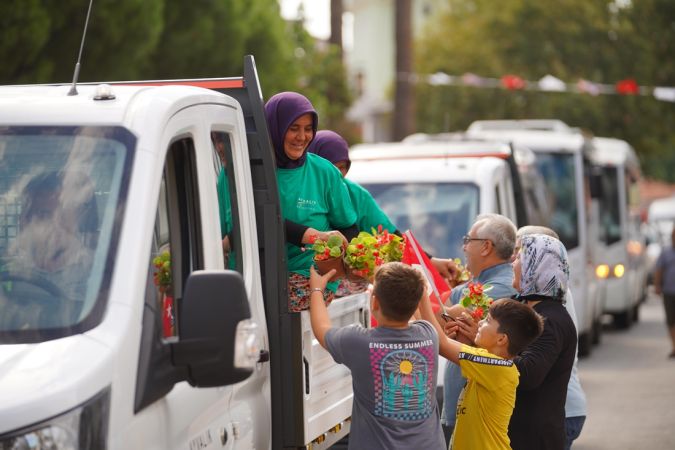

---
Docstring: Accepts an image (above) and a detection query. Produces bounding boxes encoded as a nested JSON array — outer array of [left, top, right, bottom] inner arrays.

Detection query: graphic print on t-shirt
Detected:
[[370, 340, 435, 420]]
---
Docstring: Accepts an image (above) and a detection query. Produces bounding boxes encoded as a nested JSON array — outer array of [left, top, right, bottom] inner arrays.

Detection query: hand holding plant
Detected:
[[310, 234, 344, 261], [459, 281, 494, 321]]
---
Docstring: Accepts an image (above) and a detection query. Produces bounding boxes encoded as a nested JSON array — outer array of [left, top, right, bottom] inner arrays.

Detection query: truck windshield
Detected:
[[531, 152, 579, 250], [598, 166, 622, 245], [361, 182, 479, 259], [0, 126, 134, 343]]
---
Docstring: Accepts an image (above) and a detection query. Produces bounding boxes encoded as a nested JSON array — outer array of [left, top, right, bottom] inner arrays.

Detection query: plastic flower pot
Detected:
[[315, 250, 346, 282]]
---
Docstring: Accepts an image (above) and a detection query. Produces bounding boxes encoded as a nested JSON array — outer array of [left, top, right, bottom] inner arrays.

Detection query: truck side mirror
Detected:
[[172, 270, 255, 387]]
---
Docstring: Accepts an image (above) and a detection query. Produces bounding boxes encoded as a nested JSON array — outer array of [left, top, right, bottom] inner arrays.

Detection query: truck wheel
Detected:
[[578, 332, 592, 357], [613, 310, 632, 329], [591, 318, 602, 345]]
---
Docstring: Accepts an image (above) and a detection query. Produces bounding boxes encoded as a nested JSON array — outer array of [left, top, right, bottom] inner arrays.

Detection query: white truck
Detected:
[[0, 56, 365, 449], [591, 137, 648, 327], [467, 120, 605, 355], [348, 135, 531, 260]]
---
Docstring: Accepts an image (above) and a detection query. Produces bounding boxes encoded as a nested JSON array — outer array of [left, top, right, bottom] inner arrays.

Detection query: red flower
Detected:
[[308, 234, 318, 244]]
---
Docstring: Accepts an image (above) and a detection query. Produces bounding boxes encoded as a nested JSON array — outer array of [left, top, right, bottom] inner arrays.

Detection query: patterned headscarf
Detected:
[[517, 234, 569, 301], [306, 130, 351, 172], [264, 91, 318, 169]]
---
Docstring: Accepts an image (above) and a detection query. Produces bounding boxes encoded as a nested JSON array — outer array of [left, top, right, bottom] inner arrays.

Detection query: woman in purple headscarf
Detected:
[[509, 233, 577, 450], [307, 130, 397, 234], [264, 92, 358, 312]]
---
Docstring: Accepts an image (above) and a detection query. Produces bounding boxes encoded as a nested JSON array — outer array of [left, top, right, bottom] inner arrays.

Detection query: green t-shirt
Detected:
[[217, 167, 236, 270], [217, 168, 233, 238], [343, 177, 397, 234], [277, 153, 357, 278]]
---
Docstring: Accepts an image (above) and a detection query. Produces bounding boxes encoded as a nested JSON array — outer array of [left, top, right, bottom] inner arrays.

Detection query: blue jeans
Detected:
[[564, 416, 586, 450]]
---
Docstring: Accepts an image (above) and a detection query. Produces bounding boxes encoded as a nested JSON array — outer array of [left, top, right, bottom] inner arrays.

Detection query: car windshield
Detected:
[[0, 126, 134, 343], [360, 182, 479, 259], [531, 152, 580, 250]]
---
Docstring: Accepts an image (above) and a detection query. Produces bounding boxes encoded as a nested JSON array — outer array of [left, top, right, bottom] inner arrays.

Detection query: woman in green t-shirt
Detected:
[[264, 92, 358, 312]]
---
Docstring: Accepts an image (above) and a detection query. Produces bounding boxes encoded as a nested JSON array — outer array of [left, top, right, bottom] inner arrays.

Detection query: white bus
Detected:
[[468, 120, 603, 356], [591, 137, 648, 328]]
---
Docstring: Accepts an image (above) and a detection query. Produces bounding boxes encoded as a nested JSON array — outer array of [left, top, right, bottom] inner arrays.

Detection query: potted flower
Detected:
[[153, 251, 175, 338], [458, 281, 494, 321], [310, 234, 346, 281], [453, 258, 471, 285], [344, 226, 404, 281]]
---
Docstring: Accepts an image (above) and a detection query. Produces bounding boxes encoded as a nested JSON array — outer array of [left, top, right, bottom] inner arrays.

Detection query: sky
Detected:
[[280, 0, 331, 39]]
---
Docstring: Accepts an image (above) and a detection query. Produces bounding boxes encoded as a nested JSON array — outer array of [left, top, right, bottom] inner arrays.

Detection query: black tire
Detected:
[[591, 318, 602, 345], [613, 310, 632, 329], [578, 332, 592, 357], [632, 304, 640, 323]]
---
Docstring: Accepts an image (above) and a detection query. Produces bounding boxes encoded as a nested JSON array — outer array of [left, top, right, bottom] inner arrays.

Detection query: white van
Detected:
[[0, 57, 364, 449], [591, 137, 648, 327], [348, 137, 528, 259], [467, 120, 604, 355]]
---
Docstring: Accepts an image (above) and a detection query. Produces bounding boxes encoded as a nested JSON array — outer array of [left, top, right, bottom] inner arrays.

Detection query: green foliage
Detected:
[[344, 229, 404, 279], [415, 0, 675, 181], [311, 234, 344, 261]]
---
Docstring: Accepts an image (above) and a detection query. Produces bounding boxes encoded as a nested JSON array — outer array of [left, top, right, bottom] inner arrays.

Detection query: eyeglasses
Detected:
[[462, 235, 491, 245]]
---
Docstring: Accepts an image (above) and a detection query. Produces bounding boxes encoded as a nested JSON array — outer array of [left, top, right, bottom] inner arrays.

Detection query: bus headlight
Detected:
[[0, 388, 109, 449], [613, 264, 625, 278], [596, 264, 610, 279]]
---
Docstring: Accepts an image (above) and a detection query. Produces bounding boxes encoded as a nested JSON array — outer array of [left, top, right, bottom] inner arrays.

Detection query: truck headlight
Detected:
[[595, 264, 610, 279], [234, 319, 260, 369], [0, 388, 109, 450], [613, 264, 625, 278]]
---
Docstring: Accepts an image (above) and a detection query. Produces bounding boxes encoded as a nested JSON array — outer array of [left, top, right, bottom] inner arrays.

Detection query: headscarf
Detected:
[[306, 130, 351, 172], [517, 234, 570, 301], [264, 92, 318, 169]]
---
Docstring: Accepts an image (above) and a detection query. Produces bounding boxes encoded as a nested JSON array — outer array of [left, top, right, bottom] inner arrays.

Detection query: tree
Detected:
[[414, 0, 675, 181]]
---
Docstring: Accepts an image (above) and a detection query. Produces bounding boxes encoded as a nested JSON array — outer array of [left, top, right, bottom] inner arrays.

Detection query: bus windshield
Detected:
[[360, 182, 479, 260], [532, 152, 579, 250], [0, 126, 134, 343]]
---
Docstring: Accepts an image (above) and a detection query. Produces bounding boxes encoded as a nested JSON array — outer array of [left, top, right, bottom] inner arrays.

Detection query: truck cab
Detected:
[[0, 57, 362, 450]]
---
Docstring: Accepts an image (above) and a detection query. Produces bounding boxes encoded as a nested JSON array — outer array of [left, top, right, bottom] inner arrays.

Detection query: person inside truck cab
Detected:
[[306, 129, 462, 288], [211, 131, 235, 269], [1, 171, 97, 328], [264, 92, 358, 312]]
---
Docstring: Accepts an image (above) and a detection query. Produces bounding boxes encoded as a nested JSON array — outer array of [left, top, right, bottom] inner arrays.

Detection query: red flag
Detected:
[[501, 74, 525, 90], [401, 230, 451, 314], [615, 78, 639, 95]]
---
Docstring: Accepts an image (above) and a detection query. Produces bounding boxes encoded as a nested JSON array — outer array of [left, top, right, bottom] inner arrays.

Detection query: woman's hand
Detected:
[[309, 265, 336, 291], [302, 228, 348, 247]]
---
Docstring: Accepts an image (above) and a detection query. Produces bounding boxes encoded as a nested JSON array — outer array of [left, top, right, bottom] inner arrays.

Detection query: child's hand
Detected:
[[310, 265, 336, 291], [443, 321, 459, 339], [456, 312, 479, 344]]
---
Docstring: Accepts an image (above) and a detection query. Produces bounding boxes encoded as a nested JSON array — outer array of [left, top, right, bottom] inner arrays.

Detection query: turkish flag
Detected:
[[401, 230, 451, 313], [501, 74, 526, 90]]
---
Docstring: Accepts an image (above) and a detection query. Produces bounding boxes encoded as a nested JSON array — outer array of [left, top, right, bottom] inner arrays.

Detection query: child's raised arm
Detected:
[[309, 266, 337, 348], [418, 291, 462, 364]]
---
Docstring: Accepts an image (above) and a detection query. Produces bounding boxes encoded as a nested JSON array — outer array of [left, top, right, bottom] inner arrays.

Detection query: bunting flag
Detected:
[[410, 71, 675, 102], [400, 230, 451, 314]]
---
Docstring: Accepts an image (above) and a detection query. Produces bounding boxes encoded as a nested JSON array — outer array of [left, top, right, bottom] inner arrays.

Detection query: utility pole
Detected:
[[393, 0, 414, 141], [330, 0, 343, 58]]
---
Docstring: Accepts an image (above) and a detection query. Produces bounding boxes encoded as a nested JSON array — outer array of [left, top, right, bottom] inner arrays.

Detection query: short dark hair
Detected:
[[489, 298, 544, 356], [373, 262, 426, 322]]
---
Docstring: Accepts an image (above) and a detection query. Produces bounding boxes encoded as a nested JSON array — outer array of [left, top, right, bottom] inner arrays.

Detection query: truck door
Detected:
[[133, 106, 258, 450]]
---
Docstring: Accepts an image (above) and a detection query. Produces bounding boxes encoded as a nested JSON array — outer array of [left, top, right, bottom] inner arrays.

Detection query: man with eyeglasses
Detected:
[[440, 213, 518, 445]]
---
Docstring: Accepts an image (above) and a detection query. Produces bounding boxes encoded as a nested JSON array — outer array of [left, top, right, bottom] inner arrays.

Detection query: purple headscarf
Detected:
[[264, 92, 318, 169], [306, 130, 351, 172]]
